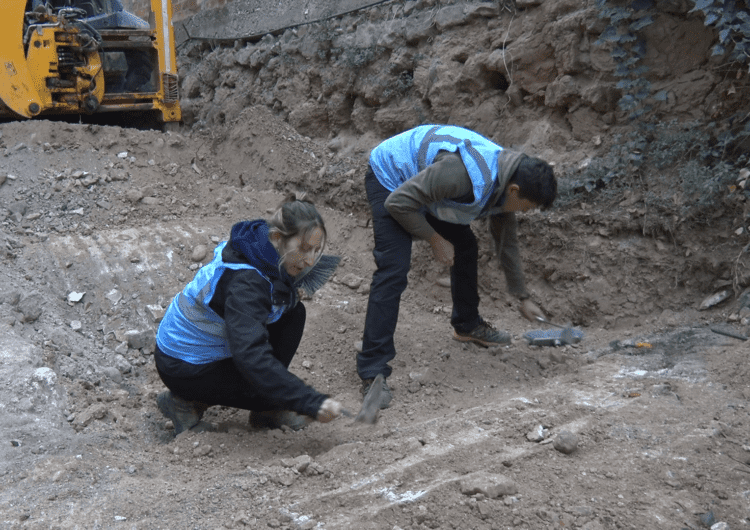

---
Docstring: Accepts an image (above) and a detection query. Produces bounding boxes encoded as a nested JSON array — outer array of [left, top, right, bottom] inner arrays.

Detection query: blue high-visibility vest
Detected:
[[369, 125, 510, 224], [156, 242, 287, 365]]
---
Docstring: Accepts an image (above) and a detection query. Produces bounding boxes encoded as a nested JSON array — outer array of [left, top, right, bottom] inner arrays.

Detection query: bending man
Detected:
[[358, 124, 557, 408]]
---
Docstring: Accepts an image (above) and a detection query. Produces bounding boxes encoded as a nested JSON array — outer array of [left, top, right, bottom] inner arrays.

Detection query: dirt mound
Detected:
[[1, 107, 750, 529], [2, 0, 750, 526]]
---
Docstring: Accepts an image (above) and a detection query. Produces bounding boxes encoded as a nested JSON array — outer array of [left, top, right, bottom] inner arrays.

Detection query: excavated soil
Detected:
[[0, 105, 749, 530]]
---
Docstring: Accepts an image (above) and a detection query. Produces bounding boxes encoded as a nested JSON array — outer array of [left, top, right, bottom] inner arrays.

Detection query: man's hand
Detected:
[[520, 298, 544, 322], [429, 233, 454, 266], [316, 398, 343, 423]]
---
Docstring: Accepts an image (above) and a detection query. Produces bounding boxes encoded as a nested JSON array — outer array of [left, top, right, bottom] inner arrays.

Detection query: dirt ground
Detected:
[[0, 102, 749, 530]]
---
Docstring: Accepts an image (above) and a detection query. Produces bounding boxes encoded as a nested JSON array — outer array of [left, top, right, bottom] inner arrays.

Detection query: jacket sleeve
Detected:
[[384, 151, 474, 240], [219, 268, 327, 418], [489, 213, 529, 299]]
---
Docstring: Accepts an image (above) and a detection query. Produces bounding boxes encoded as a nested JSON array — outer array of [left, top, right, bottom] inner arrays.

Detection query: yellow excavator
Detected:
[[1, 0, 180, 125]]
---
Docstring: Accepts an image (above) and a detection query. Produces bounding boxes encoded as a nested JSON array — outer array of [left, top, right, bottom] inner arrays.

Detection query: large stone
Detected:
[[288, 101, 329, 137], [567, 106, 603, 143], [181, 72, 203, 99], [581, 83, 620, 113], [642, 15, 714, 78], [191, 244, 208, 262], [124, 329, 155, 351], [405, 11, 435, 44], [327, 91, 354, 130], [651, 69, 716, 118], [545, 75, 580, 109], [553, 430, 579, 454], [18, 292, 43, 323], [504, 36, 556, 94], [460, 472, 517, 498], [373, 100, 423, 136], [350, 97, 377, 134]]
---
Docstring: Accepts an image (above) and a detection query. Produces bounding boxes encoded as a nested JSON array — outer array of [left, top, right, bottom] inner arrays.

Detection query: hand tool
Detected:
[[535, 316, 576, 345], [339, 373, 384, 425]]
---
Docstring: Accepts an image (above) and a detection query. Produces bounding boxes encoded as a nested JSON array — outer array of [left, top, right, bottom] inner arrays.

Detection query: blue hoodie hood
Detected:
[[229, 220, 295, 286]]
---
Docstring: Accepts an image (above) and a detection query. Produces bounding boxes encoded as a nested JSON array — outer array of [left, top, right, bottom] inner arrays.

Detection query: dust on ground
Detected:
[[0, 109, 749, 530]]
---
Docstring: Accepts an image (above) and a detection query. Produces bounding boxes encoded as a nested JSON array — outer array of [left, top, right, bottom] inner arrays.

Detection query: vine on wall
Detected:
[[690, 0, 750, 70], [561, 0, 750, 236], [595, 0, 661, 119], [595, 0, 750, 119]]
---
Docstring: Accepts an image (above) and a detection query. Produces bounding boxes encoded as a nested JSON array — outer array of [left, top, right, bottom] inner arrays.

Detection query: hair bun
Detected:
[[280, 191, 311, 206]]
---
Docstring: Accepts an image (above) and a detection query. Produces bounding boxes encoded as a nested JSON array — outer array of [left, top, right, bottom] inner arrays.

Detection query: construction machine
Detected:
[[1, 0, 180, 125]]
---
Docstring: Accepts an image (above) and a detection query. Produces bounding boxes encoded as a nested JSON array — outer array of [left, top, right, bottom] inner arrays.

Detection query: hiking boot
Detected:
[[249, 410, 308, 431], [361, 376, 392, 409], [453, 319, 511, 347], [157, 391, 211, 435]]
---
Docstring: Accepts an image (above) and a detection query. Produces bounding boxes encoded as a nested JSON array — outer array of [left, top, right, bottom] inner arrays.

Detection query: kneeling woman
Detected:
[[154, 194, 342, 434]]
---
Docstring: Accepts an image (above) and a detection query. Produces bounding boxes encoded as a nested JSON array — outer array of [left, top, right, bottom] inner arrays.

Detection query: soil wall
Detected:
[[171, 0, 747, 167]]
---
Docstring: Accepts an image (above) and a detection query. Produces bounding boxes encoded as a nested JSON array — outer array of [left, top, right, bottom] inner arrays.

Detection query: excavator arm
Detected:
[[0, 2, 46, 118], [0, 0, 180, 124]]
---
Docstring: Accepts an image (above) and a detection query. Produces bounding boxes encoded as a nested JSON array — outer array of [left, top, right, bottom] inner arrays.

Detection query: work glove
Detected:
[[429, 233, 454, 266], [520, 298, 544, 322], [316, 398, 343, 423]]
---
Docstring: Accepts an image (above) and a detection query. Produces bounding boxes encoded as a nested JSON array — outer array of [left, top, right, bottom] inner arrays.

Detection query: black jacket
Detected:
[[156, 224, 326, 418]]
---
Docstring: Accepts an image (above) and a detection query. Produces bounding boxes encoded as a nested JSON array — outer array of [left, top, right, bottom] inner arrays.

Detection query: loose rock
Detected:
[[553, 430, 578, 454]]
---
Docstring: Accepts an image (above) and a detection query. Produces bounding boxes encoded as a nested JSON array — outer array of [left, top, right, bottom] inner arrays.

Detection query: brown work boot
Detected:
[[157, 391, 212, 435], [453, 319, 511, 347], [249, 410, 308, 431]]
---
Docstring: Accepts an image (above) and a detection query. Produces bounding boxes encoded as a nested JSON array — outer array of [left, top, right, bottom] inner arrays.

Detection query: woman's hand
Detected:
[[429, 233, 454, 266], [316, 398, 343, 423], [520, 299, 544, 322]]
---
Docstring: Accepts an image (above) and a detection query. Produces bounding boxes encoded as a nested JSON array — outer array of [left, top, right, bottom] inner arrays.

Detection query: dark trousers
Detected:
[[357, 167, 481, 380], [156, 303, 306, 411]]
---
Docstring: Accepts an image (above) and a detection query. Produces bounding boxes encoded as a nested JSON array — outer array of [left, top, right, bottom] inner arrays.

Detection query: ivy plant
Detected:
[[690, 0, 750, 71], [594, 0, 666, 119]]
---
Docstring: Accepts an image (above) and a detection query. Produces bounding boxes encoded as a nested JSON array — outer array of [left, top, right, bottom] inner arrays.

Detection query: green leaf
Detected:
[[632, 40, 647, 57], [618, 95, 637, 110], [615, 64, 632, 76], [705, 13, 719, 25], [631, 0, 654, 10], [630, 16, 654, 31], [610, 8, 632, 24], [611, 46, 629, 59], [712, 43, 726, 55], [654, 90, 668, 101], [630, 107, 649, 120], [635, 86, 650, 99], [599, 25, 620, 42], [719, 28, 732, 43], [690, 0, 714, 12]]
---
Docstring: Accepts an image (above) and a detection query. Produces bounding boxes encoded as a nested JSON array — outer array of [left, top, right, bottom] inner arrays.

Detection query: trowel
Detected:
[[340, 373, 385, 425]]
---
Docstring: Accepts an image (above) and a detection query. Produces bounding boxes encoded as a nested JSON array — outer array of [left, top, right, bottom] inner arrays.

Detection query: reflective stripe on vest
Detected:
[[370, 125, 503, 225], [156, 241, 285, 365]]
